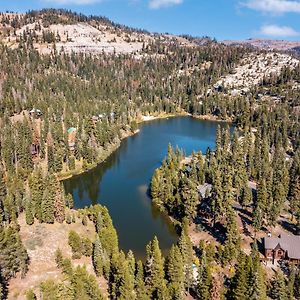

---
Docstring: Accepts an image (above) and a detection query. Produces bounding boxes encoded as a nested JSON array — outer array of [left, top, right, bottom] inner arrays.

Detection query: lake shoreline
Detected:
[[59, 113, 233, 182], [65, 116, 230, 254], [58, 128, 140, 181]]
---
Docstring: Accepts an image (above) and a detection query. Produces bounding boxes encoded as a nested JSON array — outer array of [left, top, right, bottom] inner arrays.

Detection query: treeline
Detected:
[[29, 204, 203, 299], [152, 123, 299, 235], [28, 203, 300, 300], [150, 125, 299, 298]]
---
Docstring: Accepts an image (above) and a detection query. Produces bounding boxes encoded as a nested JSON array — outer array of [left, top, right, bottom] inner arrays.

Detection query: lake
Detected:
[[64, 116, 229, 257]]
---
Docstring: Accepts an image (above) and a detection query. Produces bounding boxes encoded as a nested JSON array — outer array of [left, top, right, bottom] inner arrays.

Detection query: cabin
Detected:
[[30, 144, 40, 158], [92, 115, 99, 124], [67, 127, 77, 151], [263, 234, 300, 264], [29, 108, 42, 118]]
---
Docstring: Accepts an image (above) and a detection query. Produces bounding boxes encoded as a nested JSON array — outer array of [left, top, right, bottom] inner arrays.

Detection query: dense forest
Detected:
[[0, 8, 299, 300]]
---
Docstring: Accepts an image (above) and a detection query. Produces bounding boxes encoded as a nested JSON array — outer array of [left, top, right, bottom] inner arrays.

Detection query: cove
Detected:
[[64, 116, 229, 258]]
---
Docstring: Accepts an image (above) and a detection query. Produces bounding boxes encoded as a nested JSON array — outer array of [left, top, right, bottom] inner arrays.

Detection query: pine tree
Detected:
[[68, 230, 83, 259], [180, 176, 198, 222], [145, 237, 169, 299], [96, 212, 103, 233], [110, 251, 134, 300], [270, 270, 288, 300], [29, 169, 44, 222], [54, 181, 65, 223], [55, 248, 63, 268], [211, 167, 223, 226], [223, 208, 240, 263], [93, 235, 104, 276], [0, 166, 7, 224], [135, 260, 148, 300], [127, 250, 136, 288], [228, 252, 248, 300], [65, 193, 74, 209], [178, 228, 194, 291], [166, 245, 184, 299], [25, 198, 34, 225], [222, 169, 234, 215], [290, 176, 300, 232], [240, 186, 252, 208], [71, 265, 104, 299], [247, 248, 267, 300], [197, 251, 212, 300], [41, 176, 55, 224]]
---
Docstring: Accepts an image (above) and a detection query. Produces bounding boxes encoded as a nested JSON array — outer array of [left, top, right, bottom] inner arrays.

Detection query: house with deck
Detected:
[[263, 234, 300, 264]]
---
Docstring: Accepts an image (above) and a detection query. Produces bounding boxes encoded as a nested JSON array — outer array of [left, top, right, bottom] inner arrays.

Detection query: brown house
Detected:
[[264, 234, 300, 263], [30, 144, 40, 158]]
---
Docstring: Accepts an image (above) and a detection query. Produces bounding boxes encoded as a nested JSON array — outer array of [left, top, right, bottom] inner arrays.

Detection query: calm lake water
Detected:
[[64, 117, 229, 257]]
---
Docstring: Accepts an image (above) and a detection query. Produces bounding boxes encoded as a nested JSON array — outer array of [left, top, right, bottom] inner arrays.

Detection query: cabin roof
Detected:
[[67, 127, 77, 134], [264, 234, 300, 259]]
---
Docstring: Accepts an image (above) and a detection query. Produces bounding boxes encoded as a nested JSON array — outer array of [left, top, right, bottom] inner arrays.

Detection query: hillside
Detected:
[[223, 38, 300, 55], [0, 8, 300, 300], [0, 10, 196, 55]]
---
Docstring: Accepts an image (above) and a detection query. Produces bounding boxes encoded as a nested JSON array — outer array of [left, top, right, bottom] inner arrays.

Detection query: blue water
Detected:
[[64, 117, 229, 257]]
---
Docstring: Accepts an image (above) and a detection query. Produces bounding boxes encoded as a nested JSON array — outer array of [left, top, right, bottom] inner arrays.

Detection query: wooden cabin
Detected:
[[263, 234, 300, 264], [30, 144, 40, 158]]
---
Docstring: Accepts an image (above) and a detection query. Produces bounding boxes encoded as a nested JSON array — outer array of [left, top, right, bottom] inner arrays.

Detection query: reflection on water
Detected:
[[64, 116, 230, 258]]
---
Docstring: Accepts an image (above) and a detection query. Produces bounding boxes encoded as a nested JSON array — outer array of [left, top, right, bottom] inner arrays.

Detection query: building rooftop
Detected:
[[264, 234, 300, 260]]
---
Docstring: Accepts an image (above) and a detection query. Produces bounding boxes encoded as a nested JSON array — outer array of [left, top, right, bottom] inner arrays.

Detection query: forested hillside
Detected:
[[0, 8, 299, 300]]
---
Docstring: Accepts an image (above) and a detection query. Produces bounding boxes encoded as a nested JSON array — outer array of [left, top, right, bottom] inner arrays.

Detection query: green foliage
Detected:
[[0, 226, 29, 281], [26, 289, 37, 300], [25, 198, 34, 225], [135, 260, 148, 299], [166, 245, 185, 299], [68, 230, 92, 259], [145, 237, 169, 299], [270, 270, 288, 300]]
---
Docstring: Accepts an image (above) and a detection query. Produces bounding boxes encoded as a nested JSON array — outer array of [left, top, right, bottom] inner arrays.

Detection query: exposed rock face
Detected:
[[223, 39, 300, 55], [0, 12, 197, 55], [215, 52, 299, 94]]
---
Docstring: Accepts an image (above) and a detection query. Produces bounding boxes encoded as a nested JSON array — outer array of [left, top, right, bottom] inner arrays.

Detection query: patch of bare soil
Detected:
[[8, 214, 108, 299]]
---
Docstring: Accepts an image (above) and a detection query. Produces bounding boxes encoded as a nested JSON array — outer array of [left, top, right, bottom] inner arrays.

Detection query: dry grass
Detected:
[[8, 214, 108, 300]]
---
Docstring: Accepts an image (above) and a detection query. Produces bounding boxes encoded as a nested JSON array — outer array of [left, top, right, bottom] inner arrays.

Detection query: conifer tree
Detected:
[[223, 208, 240, 263], [41, 176, 55, 224], [228, 252, 248, 300], [240, 186, 252, 208], [96, 212, 103, 233], [110, 251, 134, 300], [25, 198, 34, 225], [180, 176, 198, 222], [197, 251, 212, 300], [0, 167, 6, 224], [93, 235, 102, 275], [166, 244, 184, 299], [270, 270, 288, 300], [178, 227, 194, 292], [29, 169, 44, 222], [145, 237, 169, 299], [135, 260, 148, 300], [210, 168, 223, 226], [53, 181, 65, 223], [247, 248, 267, 300], [127, 250, 136, 287]]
